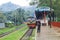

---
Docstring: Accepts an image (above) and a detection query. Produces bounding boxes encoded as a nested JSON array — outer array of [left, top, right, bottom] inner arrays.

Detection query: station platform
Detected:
[[35, 26, 60, 40]]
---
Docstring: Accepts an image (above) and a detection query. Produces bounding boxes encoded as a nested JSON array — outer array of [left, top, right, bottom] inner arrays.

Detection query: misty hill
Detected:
[[0, 2, 36, 18], [0, 2, 20, 12], [0, 2, 36, 13], [22, 6, 36, 17]]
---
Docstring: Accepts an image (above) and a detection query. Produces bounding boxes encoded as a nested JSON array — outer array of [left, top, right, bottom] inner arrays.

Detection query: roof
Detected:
[[35, 6, 54, 11]]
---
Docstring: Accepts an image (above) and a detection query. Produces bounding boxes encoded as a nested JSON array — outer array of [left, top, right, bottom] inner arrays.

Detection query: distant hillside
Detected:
[[0, 2, 36, 14], [0, 2, 20, 12], [0, 2, 36, 17], [22, 6, 36, 17]]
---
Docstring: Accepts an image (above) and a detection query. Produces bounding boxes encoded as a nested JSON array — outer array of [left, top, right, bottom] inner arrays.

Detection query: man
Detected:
[[36, 20, 41, 33]]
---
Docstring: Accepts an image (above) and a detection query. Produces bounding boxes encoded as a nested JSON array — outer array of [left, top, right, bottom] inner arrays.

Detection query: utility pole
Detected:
[[50, 0, 52, 28]]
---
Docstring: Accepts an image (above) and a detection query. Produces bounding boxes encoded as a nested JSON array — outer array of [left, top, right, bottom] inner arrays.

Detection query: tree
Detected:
[[11, 8, 25, 25], [30, 0, 60, 21], [0, 12, 6, 23], [30, 0, 39, 6]]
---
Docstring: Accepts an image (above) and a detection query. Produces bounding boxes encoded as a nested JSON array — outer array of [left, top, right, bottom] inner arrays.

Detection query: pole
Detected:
[[50, 0, 52, 28], [44, 11, 46, 23]]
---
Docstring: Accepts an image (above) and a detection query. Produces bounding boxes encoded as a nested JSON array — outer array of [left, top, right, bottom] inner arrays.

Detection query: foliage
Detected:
[[30, 0, 39, 5], [3, 8, 26, 25], [0, 12, 6, 23], [11, 8, 25, 25], [57, 18, 60, 21], [5, 23, 14, 27], [30, 0, 60, 21]]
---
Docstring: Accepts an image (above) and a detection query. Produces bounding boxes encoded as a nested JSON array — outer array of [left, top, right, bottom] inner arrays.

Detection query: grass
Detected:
[[0, 27, 14, 34], [0, 25, 28, 40], [0, 24, 26, 34]]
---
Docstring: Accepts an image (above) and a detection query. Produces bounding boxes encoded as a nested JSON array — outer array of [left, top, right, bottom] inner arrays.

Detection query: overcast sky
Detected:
[[0, 0, 31, 6]]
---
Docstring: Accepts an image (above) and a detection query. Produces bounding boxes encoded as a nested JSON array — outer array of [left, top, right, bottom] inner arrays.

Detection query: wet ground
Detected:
[[36, 26, 60, 40]]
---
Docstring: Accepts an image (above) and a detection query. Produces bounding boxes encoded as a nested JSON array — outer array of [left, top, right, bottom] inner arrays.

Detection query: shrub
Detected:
[[5, 23, 14, 28]]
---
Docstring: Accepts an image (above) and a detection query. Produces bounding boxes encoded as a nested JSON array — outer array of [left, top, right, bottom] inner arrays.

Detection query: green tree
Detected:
[[0, 12, 6, 23], [11, 8, 25, 25], [30, 0, 60, 21]]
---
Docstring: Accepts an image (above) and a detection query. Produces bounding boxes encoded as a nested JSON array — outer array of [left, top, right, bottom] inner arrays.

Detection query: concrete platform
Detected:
[[35, 26, 60, 40]]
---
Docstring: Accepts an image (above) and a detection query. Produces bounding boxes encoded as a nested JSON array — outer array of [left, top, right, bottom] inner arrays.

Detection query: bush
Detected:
[[5, 23, 14, 28], [57, 18, 60, 22]]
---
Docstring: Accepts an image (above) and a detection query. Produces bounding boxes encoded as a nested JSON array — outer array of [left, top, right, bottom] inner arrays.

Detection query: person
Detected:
[[36, 20, 41, 33]]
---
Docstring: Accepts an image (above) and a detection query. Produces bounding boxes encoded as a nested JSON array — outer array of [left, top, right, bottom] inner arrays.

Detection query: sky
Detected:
[[0, 0, 31, 6]]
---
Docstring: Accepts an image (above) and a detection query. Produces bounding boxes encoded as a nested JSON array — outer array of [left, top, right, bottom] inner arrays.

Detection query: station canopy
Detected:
[[35, 6, 54, 11]]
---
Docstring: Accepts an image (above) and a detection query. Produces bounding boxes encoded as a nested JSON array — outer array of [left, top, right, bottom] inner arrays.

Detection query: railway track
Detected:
[[0, 26, 23, 38], [20, 29, 33, 40]]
